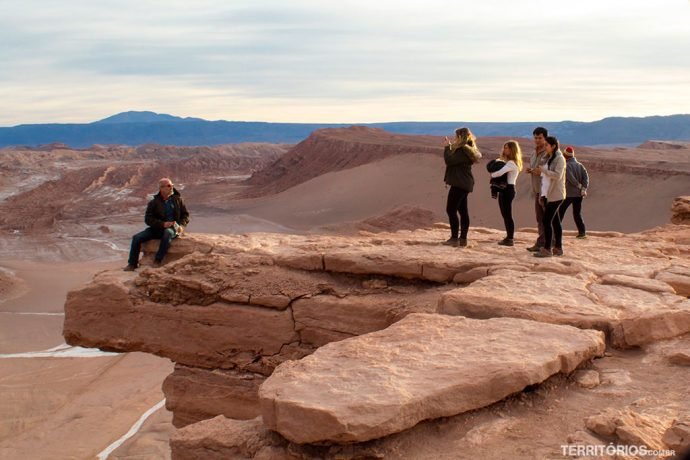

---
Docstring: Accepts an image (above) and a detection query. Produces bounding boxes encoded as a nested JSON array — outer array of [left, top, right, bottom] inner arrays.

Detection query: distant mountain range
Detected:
[[1, 111, 689, 148]]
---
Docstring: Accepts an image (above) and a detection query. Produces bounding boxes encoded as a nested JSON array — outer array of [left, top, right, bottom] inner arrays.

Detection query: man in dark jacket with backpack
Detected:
[[558, 146, 589, 238], [124, 177, 190, 270]]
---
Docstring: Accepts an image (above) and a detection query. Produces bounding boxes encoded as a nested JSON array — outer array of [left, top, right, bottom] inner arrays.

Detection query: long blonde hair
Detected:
[[450, 127, 477, 152], [503, 140, 523, 170]]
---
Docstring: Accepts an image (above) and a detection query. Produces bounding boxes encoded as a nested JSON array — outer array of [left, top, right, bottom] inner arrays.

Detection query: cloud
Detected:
[[1, 0, 689, 125]]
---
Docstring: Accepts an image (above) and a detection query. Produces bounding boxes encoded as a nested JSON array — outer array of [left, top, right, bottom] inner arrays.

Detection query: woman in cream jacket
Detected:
[[533, 136, 566, 257]]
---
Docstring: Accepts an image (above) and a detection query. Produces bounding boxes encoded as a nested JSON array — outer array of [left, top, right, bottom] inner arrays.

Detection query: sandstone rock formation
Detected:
[[663, 416, 690, 453], [585, 406, 676, 452], [62, 218, 690, 458], [170, 416, 287, 460], [259, 314, 604, 443], [162, 365, 264, 427], [671, 196, 690, 224], [438, 269, 690, 348]]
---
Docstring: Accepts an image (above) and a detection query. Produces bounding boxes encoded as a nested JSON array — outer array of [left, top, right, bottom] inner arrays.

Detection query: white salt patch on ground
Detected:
[[97, 399, 166, 460], [0, 174, 59, 201], [65, 236, 128, 252], [0, 311, 64, 316], [0, 343, 119, 358]]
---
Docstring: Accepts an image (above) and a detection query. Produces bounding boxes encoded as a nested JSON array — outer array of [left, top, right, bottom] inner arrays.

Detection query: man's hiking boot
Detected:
[[457, 238, 468, 247], [576, 233, 587, 239], [552, 247, 564, 256], [123, 264, 137, 272], [526, 244, 542, 252], [442, 237, 459, 247], [498, 238, 514, 246]]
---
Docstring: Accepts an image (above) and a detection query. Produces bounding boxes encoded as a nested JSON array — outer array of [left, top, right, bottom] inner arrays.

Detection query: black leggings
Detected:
[[543, 200, 563, 250], [497, 185, 515, 239], [558, 196, 586, 235], [446, 186, 469, 239]]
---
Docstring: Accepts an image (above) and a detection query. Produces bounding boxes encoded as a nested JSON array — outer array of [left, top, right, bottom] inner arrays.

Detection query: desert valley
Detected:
[[1, 127, 689, 459]]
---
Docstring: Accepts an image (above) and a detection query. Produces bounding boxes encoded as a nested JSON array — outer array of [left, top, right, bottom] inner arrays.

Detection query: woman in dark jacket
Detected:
[[443, 127, 482, 247]]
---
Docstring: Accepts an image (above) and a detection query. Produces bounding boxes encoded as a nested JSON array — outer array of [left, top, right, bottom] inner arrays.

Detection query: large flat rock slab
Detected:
[[259, 313, 605, 444], [63, 273, 301, 371], [63, 253, 439, 372], [133, 252, 336, 309], [128, 226, 687, 290], [292, 292, 438, 347], [438, 270, 690, 348]]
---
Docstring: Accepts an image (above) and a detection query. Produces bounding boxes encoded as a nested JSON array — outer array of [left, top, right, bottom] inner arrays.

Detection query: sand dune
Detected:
[[203, 151, 689, 234]]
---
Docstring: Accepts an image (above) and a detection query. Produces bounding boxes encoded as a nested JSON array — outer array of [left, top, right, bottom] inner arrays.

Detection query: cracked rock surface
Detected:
[[62, 222, 690, 454]]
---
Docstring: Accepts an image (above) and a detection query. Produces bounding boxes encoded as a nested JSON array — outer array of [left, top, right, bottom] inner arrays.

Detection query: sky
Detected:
[[1, 0, 689, 126]]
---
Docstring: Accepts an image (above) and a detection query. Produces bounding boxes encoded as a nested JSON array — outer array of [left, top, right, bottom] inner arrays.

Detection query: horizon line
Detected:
[[3, 112, 690, 129]]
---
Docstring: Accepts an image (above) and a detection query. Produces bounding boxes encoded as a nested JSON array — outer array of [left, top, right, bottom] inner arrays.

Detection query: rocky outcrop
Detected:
[[63, 219, 690, 457], [170, 416, 288, 460], [663, 416, 690, 453], [64, 268, 302, 372], [671, 196, 690, 224], [585, 406, 677, 452], [162, 365, 264, 426], [438, 269, 690, 348], [259, 314, 604, 444], [655, 264, 690, 297]]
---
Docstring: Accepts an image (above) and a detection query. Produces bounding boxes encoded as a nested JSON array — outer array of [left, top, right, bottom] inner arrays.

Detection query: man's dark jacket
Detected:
[[144, 188, 190, 230]]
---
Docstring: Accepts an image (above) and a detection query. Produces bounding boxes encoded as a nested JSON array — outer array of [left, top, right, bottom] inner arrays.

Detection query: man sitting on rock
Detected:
[[124, 177, 190, 271]]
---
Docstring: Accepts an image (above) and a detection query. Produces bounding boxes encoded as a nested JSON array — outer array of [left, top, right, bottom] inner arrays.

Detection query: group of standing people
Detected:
[[442, 126, 589, 257]]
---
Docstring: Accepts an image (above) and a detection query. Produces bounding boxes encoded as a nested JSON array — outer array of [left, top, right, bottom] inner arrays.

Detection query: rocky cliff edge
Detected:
[[63, 200, 690, 458]]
